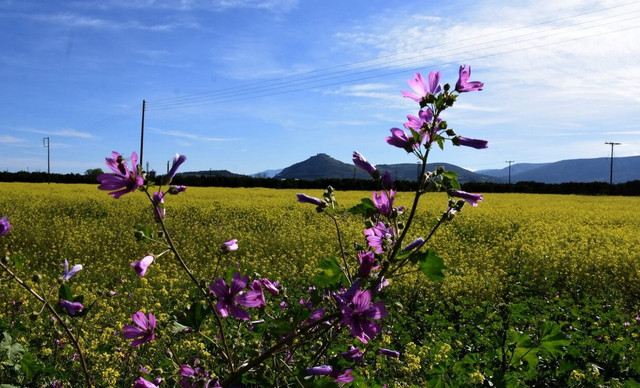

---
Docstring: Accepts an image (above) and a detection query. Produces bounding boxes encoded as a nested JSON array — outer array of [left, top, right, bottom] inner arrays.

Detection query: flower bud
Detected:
[[134, 230, 145, 240], [1, 254, 9, 264], [31, 274, 42, 283]]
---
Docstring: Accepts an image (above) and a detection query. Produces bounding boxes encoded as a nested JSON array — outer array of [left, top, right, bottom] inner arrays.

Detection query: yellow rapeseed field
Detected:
[[1, 183, 640, 385]]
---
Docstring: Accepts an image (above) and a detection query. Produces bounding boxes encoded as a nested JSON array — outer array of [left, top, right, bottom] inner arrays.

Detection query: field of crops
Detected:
[[2, 182, 640, 387]]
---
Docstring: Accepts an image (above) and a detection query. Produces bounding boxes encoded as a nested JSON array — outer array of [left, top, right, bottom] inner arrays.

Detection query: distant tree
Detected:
[[84, 168, 103, 181]]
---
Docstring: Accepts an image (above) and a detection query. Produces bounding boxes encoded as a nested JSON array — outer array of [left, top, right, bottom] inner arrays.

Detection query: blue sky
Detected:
[[2, 0, 639, 175]]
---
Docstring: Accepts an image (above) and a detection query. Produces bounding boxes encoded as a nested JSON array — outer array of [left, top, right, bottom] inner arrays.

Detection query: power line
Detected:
[[145, 5, 640, 111]]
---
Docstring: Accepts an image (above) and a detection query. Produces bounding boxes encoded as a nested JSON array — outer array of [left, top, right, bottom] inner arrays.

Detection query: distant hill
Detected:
[[251, 169, 282, 178], [177, 169, 246, 178], [177, 154, 640, 184], [274, 153, 494, 183], [479, 156, 640, 184]]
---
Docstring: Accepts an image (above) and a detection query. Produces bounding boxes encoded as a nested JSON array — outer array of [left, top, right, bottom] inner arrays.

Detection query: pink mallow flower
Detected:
[[122, 311, 156, 347], [166, 154, 187, 181], [451, 190, 484, 207], [0, 216, 10, 236], [352, 151, 378, 178], [59, 299, 84, 316], [209, 272, 263, 321], [372, 190, 395, 217], [97, 151, 144, 199], [133, 376, 162, 388], [341, 289, 388, 343], [455, 65, 484, 93], [221, 239, 238, 253], [61, 259, 82, 281], [402, 71, 442, 105], [453, 136, 488, 149], [131, 255, 154, 277]]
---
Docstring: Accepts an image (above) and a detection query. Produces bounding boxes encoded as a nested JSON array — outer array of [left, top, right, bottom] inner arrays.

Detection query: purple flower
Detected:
[[364, 222, 395, 253], [97, 152, 144, 199], [341, 346, 364, 363], [133, 377, 161, 388], [402, 71, 442, 103], [152, 191, 165, 221], [352, 151, 378, 177], [0, 216, 10, 236], [455, 65, 483, 93], [131, 255, 154, 277], [386, 128, 413, 150], [305, 365, 333, 376], [296, 193, 324, 207], [221, 239, 238, 253], [454, 136, 488, 149], [250, 280, 267, 308], [357, 251, 376, 278], [372, 190, 395, 217], [451, 190, 483, 207], [261, 278, 280, 295], [341, 289, 388, 343], [333, 368, 355, 384], [381, 171, 393, 190], [209, 272, 262, 320], [59, 299, 84, 316], [378, 348, 400, 358], [122, 311, 156, 347], [61, 259, 82, 281], [403, 238, 425, 252], [167, 154, 187, 181], [169, 185, 187, 194]]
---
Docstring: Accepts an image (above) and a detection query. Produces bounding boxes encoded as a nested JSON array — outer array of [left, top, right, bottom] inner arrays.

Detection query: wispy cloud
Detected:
[[0, 135, 23, 144], [23, 128, 94, 139], [151, 128, 239, 142], [28, 12, 201, 31]]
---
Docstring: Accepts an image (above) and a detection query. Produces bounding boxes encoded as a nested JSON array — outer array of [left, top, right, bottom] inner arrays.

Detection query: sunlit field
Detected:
[[2, 183, 640, 386]]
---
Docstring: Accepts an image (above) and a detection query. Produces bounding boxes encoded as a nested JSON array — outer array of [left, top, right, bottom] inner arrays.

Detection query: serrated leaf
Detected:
[[539, 321, 569, 357], [417, 250, 447, 282], [169, 320, 191, 334], [1, 332, 24, 365], [314, 255, 346, 288], [348, 198, 377, 217]]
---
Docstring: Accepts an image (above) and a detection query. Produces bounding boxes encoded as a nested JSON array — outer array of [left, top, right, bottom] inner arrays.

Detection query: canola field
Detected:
[[2, 183, 640, 386]]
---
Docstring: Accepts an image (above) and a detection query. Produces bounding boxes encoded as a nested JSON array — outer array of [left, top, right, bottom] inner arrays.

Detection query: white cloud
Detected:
[[0, 135, 23, 144], [22, 128, 94, 139], [151, 128, 239, 142]]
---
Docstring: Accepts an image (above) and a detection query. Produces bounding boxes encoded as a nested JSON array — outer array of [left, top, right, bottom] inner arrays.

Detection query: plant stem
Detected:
[[147, 190, 236, 372], [330, 214, 352, 284], [0, 262, 92, 387]]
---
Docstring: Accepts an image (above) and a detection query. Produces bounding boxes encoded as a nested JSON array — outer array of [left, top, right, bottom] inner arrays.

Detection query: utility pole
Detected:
[[139, 100, 146, 170], [605, 142, 621, 193], [43, 137, 50, 184], [505, 160, 515, 184]]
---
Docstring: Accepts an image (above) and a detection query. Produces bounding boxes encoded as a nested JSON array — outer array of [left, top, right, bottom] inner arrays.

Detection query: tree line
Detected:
[[1, 170, 639, 196]]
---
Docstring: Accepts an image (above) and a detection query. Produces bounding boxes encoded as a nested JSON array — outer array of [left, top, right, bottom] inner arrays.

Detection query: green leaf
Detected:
[[134, 225, 153, 243], [58, 284, 72, 301], [169, 320, 191, 334], [314, 255, 347, 288], [176, 302, 210, 332], [348, 198, 377, 218], [19, 352, 42, 379], [417, 250, 447, 282], [0, 332, 24, 366], [539, 321, 569, 358]]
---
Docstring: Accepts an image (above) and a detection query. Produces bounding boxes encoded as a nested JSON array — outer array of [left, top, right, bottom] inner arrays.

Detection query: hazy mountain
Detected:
[[274, 153, 494, 182], [506, 156, 640, 184], [251, 169, 283, 178], [477, 163, 550, 178]]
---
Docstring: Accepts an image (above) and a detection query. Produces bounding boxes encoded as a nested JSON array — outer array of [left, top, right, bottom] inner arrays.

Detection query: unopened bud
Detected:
[[31, 274, 42, 283], [134, 230, 145, 239], [1, 254, 8, 264]]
